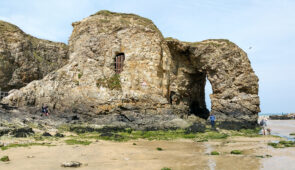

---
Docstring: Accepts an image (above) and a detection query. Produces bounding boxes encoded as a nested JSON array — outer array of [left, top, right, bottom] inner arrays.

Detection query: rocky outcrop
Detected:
[[2, 11, 171, 115], [2, 11, 260, 129], [269, 113, 295, 120], [166, 38, 260, 128], [0, 20, 68, 91]]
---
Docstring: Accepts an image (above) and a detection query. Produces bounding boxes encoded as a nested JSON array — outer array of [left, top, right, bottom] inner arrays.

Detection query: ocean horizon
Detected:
[[259, 112, 291, 116]]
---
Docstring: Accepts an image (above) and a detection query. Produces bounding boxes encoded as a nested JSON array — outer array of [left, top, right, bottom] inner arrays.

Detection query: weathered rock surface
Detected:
[[166, 38, 260, 128], [0, 102, 202, 131], [2, 10, 260, 129], [2, 11, 171, 115], [0, 20, 68, 91]]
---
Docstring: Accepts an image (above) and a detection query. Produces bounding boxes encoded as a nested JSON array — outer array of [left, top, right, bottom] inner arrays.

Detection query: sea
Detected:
[[259, 112, 290, 116]]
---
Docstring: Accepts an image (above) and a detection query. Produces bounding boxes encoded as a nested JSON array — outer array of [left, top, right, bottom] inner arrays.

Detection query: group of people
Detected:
[[41, 105, 49, 116]]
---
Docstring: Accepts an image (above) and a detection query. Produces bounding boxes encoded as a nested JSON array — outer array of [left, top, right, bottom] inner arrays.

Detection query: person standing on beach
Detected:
[[260, 118, 267, 135], [209, 114, 216, 129]]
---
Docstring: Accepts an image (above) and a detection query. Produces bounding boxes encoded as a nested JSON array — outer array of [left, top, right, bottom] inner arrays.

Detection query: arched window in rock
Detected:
[[114, 53, 125, 74]]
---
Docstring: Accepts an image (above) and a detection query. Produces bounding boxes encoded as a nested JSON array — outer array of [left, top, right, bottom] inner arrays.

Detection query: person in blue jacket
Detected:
[[209, 114, 216, 128]]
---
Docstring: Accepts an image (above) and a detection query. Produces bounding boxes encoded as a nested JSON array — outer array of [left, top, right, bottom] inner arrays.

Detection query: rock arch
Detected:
[[166, 38, 260, 129]]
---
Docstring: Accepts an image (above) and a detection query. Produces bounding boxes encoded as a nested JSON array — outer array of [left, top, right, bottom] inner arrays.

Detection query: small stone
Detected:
[[27, 155, 35, 158], [61, 161, 82, 167], [54, 133, 65, 137], [42, 132, 52, 137]]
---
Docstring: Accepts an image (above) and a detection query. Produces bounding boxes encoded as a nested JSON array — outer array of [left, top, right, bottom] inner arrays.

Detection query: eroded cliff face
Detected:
[[0, 20, 68, 91], [2, 11, 260, 129], [166, 38, 260, 128], [2, 11, 171, 116]]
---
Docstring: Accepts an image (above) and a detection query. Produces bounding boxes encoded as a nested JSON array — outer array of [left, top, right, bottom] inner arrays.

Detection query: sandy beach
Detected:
[[0, 120, 294, 170]]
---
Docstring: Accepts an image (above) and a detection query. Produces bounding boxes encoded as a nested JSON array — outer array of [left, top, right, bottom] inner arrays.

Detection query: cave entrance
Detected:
[[187, 72, 210, 119]]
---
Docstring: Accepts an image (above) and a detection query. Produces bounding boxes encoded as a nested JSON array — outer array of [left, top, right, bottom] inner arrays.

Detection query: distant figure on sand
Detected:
[[209, 114, 216, 129], [260, 117, 268, 135]]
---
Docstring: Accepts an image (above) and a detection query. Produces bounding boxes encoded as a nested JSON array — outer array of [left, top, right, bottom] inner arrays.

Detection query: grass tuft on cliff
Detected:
[[96, 74, 121, 90], [90, 10, 161, 34]]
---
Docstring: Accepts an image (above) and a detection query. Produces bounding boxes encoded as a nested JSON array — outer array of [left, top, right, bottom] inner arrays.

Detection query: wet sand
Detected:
[[261, 120, 295, 170], [0, 120, 294, 170], [0, 138, 267, 170]]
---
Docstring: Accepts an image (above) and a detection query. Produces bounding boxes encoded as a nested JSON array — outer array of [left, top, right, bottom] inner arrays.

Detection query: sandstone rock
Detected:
[[185, 123, 206, 133], [55, 132, 65, 137], [269, 113, 295, 120], [0, 20, 68, 91], [0, 128, 10, 136], [166, 38, 260, 128], [11, 127, 34, 137], [42, 132, 52, 137], [2, 10, 260, 129], [2, 10, 171, 114]]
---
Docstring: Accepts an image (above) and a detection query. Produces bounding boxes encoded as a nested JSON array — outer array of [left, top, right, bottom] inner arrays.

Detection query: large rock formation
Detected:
[[166, 38, 260, 128], [2, 11, 171, 115], [0, 20, 68, 91], [2, 11, 260, 129]]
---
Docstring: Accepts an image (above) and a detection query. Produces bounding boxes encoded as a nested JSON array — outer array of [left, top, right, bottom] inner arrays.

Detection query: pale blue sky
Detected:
[[1, 0, 294, 113]]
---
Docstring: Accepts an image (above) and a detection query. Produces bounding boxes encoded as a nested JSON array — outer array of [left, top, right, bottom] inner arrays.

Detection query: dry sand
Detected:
[[0, 120, 294, 170]]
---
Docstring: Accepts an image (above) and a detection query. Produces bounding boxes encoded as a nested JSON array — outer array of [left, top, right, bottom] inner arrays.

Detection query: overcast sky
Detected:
[[1, 0, 294, 113]]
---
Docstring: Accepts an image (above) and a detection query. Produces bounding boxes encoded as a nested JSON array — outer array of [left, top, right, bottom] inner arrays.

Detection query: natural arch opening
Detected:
[[169, 69, 210, 119], [205, 78, 212, 112], [187, 71, 210, 119]]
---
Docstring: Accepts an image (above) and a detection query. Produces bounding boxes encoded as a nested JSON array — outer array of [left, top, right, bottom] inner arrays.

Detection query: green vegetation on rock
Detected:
[[65, 139, 91, 145], [290, 133, 295, 136], [156, 147, 163, 151], [61, 125, 233, 142], [161, 168, 171, 170], [91, 10, 156, 29], [78, 73, 83, 79], [230, 150, 242, 155], [268, 141, 295, 148], [96, 74, 121, 90], [210, 151, 220, 155], [0, 156, 9, 162], [1, 143, 53, 151], [255, 154, 272, 158]]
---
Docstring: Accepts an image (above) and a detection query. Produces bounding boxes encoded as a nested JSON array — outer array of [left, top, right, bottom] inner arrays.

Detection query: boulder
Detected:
[[61, 161, 82, 168], [42, 132, 52, 137], [11, 127, 34, 137]]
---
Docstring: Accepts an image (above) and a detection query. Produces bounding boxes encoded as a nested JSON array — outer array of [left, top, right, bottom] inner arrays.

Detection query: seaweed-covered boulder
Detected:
[[11, 127, 34, 137]]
